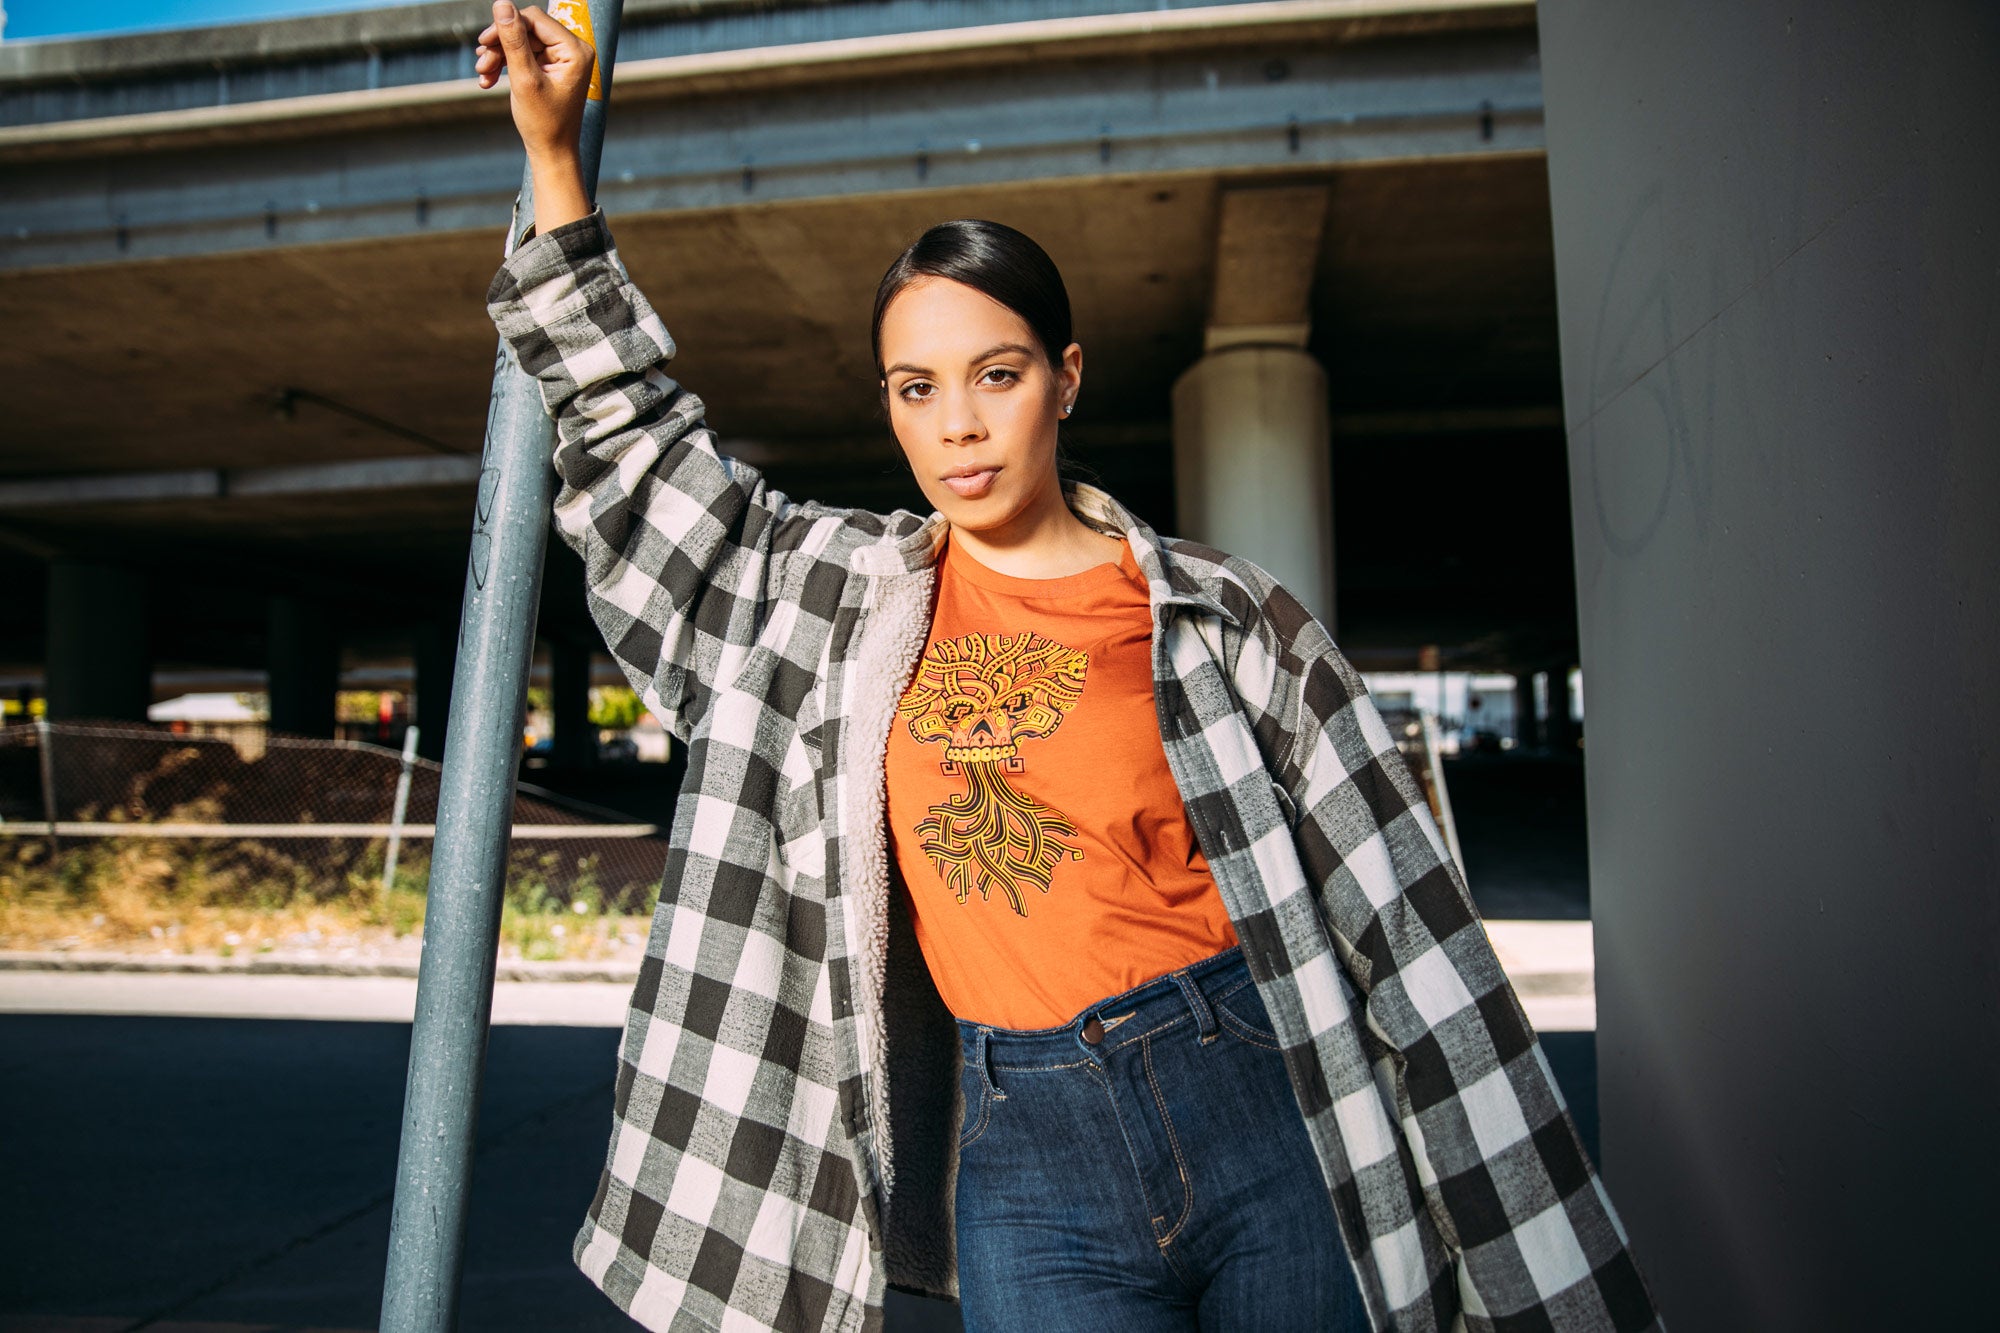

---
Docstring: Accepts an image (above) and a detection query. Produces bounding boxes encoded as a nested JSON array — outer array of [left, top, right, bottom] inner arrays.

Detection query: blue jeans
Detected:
[[952, 945, 1370, 1332]]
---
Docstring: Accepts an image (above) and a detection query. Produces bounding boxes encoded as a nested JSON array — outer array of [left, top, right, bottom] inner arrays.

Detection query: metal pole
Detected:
[[382, 725, 421, 896], [1419, 709, 1467, 881], [35, 716, 58, 860], [379, 7, 625, 1329]]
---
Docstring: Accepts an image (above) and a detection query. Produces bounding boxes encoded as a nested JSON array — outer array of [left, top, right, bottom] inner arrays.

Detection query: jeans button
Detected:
[[1081, 1016, 1105, 1044]]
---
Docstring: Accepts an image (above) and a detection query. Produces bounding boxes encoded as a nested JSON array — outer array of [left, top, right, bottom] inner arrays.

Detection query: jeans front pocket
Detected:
[[1209, 974, 1281, 1049]]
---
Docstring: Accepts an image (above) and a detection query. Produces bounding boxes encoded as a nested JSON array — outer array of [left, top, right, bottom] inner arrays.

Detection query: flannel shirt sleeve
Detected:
[[484, 206, 842, 742], [1250, 586, 1660, 1332]]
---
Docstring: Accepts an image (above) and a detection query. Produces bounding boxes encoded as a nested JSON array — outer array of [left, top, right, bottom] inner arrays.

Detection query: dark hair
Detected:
[[871, 218, 1072, 376]]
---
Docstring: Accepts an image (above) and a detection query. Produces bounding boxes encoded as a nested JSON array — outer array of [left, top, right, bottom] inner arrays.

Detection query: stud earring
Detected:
[[1061, 402, 1074, 417]]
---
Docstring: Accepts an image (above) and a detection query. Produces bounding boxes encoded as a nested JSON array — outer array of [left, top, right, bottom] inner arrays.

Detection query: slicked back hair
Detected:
[[872, 217, 1071, 376]]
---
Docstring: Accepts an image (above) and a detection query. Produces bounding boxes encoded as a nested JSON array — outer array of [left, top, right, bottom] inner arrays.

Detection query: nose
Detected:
[[938, 383, 986, 446]]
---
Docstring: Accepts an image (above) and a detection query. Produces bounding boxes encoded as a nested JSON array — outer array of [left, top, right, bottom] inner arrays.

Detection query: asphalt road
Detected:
[[0, 1014, 1596, 1332], [0, 1016, 956, 1332]]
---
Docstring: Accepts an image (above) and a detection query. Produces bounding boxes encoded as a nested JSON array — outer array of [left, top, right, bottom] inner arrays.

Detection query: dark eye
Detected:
[[898, 381, 935, 404], [981, 367, 1019, 387]]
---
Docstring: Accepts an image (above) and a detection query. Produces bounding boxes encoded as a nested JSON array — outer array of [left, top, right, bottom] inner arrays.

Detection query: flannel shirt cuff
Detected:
[[483, 202, 627, 343]]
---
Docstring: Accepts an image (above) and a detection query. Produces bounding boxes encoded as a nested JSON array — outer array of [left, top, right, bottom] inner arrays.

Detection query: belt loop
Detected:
[[975, 1027, 1000, 1097], [1173, 968, 1219, 1043]]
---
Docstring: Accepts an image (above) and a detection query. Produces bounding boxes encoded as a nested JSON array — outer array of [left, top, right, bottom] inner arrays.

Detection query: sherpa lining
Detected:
[[834, 563, 936, 1204]]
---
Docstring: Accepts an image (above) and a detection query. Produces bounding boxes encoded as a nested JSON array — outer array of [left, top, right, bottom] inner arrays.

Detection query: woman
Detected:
[[474, 6, 1658, 1332]]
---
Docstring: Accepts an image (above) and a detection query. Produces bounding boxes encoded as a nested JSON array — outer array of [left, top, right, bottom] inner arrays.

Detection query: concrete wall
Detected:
[[1538, 3, 1999, 1326]]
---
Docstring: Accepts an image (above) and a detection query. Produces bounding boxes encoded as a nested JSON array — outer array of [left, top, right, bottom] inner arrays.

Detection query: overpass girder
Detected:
[[1, 28, 1541, 271]]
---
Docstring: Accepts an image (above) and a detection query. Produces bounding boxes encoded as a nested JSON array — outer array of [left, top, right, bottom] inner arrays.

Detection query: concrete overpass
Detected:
[[0, 0, 1582, 751]]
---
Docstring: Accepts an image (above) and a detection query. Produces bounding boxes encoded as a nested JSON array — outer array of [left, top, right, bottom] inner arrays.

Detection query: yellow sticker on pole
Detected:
[[548, 0, 604, 101]]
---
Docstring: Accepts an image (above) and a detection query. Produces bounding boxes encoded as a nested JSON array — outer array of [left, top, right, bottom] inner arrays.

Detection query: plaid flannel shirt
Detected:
[[485, 205, 1661, 1333]]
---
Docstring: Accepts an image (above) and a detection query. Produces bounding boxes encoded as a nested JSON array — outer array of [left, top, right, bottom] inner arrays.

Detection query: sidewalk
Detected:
[[0, 1312, 376, 1320], [0, 920, 1595, 1030], [1484, 919, 1595, 1031], [0, 948, 637, 1026]]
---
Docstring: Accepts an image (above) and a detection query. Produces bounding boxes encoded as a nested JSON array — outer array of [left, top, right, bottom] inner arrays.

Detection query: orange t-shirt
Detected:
[[884, 529, 1239, 1029]]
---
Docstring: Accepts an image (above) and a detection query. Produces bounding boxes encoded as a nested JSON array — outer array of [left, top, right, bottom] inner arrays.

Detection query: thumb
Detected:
[[492, 2, 542, 84]]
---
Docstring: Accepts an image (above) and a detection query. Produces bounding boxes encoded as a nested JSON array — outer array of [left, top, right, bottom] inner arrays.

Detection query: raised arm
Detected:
[[477, 4, 848, 741], [475, 2, 593, 237]]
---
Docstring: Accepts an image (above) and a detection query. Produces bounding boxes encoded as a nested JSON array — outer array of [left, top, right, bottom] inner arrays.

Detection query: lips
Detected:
[[942, 467, 999, 498]]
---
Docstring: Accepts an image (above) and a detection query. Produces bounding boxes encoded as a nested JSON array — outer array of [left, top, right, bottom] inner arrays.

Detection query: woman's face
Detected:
[[878, 275, 1082, 533]]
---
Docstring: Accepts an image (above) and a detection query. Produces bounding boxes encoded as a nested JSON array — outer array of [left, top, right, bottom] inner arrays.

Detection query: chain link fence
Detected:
[[0, 721, 670, 913]]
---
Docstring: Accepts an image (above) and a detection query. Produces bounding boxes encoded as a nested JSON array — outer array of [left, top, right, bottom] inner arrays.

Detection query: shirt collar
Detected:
[[874, 478, 1243, 628]]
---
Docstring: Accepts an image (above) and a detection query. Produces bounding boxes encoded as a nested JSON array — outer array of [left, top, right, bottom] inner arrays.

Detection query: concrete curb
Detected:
[[0, 949, 1588, 993], [0, 949, 642, 985], [1505, 969, 1595, 997]]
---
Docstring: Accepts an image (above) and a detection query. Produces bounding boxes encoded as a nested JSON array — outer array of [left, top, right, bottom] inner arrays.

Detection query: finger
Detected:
[[491, 1, 542, 83], [516, 5, 587, 59]]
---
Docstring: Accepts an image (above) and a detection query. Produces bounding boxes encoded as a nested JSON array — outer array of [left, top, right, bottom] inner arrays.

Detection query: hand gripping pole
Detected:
[[379, 5, 625, 1328]]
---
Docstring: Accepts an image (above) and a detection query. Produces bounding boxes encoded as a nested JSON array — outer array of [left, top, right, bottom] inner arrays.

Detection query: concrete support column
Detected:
[[1541, 5, 1998, 1323], [1513, 672, 1539, 749], [413, 619, 458, 764], [46, 561, 150, 722], [550, 639, 596, 770], [1170, 345, 1335, 630], [1544, 663, 1579, 754], [1176, 185, 1335, 630], [266, 596, 340, 738]]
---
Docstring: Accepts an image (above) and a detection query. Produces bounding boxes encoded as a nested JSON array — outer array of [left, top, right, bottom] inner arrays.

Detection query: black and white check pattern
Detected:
[[486, 206, 1661, 1333]]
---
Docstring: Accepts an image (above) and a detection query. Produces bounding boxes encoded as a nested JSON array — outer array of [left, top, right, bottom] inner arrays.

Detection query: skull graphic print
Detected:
[[894, 630, 1091, 916]]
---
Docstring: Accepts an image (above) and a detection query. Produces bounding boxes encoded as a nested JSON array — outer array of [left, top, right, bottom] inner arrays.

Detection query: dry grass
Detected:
[[0, 828, 655, 963]]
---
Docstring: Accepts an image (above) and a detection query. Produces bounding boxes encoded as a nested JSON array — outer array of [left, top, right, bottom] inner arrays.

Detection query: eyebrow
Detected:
[[883, 342, 1040, 379]]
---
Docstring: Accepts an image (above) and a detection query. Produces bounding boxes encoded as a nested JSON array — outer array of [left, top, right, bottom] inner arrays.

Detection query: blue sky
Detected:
[[4, 0, 419, 41]]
